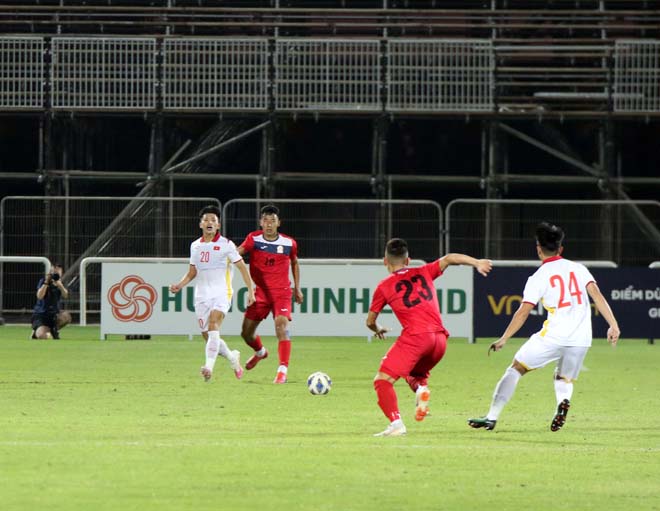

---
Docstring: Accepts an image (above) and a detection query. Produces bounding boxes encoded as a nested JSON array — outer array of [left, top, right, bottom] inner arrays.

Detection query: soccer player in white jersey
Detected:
[[170, 206, 256, 382], [468, 222, 620, 432]]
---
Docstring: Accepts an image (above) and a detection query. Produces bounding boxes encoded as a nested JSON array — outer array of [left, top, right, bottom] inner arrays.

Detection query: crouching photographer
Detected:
[[31, 263, 71, 340]]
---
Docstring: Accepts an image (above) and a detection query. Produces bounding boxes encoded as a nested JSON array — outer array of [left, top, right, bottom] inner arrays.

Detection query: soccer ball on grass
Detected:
[[307, 371, 332, 395]]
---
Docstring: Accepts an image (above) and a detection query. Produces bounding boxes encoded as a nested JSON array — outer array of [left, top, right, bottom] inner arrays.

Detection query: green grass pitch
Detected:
[[1, 326, 659, 511]]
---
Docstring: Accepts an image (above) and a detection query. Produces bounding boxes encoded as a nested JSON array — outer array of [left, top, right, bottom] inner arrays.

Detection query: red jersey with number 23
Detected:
[[240, 230, 298, 290], [370, 261, 448, 336]]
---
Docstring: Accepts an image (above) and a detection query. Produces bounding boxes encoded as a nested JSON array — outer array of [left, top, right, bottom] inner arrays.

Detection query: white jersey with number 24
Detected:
[[522, 256, 596, 347]]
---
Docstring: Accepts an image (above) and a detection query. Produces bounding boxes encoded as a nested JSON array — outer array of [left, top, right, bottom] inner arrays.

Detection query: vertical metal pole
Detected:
[[599, 119, 616, 261], [485, 122, 496, 258], [265, 0, 277, 200], [0, 198, 5, 324], [42, 114, 54, 259], [371, 117, 388, 256], [169, 177, 174, 257], [259, 121, 275, 199], [64, 174, 70, 269]]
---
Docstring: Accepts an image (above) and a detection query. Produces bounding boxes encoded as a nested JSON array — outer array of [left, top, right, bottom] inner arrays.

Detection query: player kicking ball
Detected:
[[367, 238, 492, 437], [170, 206, 255, 382]]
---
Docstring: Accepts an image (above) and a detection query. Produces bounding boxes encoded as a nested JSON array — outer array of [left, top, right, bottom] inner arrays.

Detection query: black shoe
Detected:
[[551, 399, 570, 432], [468, 416, 497, 430]]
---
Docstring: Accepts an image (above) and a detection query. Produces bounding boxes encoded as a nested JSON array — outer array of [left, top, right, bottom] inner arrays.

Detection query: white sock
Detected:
[[390, 418, 404, 428], [487, 366, 522, 421], [256, 347, 266, 357], [416, 385, 429, 404], [277, 364, 288, 374], [554, 378, 574, 404], [205, 331, 231, 369]]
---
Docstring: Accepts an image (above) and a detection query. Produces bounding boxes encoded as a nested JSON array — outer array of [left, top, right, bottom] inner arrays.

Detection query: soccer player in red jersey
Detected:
[[238, 204, 303, 384], [367, 238, 492, 436]]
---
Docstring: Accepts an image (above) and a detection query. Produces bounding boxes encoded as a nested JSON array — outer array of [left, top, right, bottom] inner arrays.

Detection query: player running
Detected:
[[468, 222, 620, 432], [367, 238, 492, 437], [170, 205, 255, 382], [238, 204, 303, 384]]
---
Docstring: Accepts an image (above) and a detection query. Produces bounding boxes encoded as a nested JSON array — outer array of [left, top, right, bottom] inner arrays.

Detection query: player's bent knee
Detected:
[[511, 360, 529, 375], [374, 371, 396, 383]]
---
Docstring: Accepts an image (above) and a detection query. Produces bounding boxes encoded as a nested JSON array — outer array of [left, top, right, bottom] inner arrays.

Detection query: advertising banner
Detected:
[[474, 267, 659, 341], [101, 261, 474, 340]]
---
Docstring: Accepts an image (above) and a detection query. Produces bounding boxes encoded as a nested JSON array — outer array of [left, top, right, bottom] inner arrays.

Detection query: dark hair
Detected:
[[385, 238, 409, 261], [536, 222, 565, 253], [260, 204, 280, 217], [198, 205, 221, 220]]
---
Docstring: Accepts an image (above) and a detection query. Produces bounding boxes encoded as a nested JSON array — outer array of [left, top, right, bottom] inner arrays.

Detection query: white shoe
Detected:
[[415, 388, 431, 422], [374, 422, 407, 437], [200, 366, 212, 382], [230, 350, 243, 380]]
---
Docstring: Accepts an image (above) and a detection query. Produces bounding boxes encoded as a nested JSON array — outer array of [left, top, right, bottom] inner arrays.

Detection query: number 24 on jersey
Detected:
[[550, 272, 583, 308]]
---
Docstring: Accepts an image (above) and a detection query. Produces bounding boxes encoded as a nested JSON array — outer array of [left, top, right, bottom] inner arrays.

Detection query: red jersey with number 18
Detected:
[[240, 230, 298, 290], [369, 261, 449, 336]]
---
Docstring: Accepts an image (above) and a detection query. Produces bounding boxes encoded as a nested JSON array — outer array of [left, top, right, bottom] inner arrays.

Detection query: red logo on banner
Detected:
[[107, 275, 158, 322]]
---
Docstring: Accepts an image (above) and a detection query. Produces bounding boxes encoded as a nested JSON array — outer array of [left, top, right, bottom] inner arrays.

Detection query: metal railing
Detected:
[[0, 36, 43, 109], [614, 40, 660, 112], [51, 37, 157, 110], [0, 196, 221, 319], [0, 256, 51, 324], [163, 38, 269, 111], [223, 198, 443, 261], [1, 4, 657, 40], [275, 38, 382, 112], [1, 33, 658, 115], [387, 39, 493, 112], [446, 199, 660, 266]]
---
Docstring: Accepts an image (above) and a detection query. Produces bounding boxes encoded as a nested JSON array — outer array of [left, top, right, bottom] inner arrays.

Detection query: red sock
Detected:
[[405, 375, 428, 393], [278, 339, 291, 366], [246, 334, 263, 352], [373, 379, 401, 422]]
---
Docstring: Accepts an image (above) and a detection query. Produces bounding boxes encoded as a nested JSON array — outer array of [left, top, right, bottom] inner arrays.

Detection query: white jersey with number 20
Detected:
[[522, 256, 595, 347], [189, 233, 242, 303]]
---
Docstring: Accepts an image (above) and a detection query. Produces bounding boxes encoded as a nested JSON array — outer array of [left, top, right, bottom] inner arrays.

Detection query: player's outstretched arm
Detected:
[[587, 282, 621, 346], [169, 265, 197, 294], [366, 311, 389, 339], [234, 259, 256, 306], [439, 253, 492, 276], [489, 302, 535, 354]]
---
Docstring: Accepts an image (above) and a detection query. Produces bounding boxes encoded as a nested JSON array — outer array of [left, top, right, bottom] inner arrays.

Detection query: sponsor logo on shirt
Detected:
[[213, 246, 220, 251]]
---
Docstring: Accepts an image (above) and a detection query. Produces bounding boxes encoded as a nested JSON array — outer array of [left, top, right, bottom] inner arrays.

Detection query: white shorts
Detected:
[[195, 297, 231, 332], [514, 334, 589, 381]]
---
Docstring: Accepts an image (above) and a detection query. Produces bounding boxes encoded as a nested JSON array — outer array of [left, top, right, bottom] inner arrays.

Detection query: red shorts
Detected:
[[244, 286, 293, 322], [379, 331, 447, 381]]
